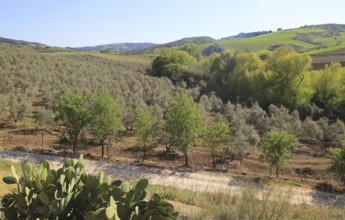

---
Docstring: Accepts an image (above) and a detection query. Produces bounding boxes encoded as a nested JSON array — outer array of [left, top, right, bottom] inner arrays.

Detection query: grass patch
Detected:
[[307, 42, 345, 55], [148, 183, 345, 220], [146, 183, 205, 206], [277, 179, 302, 187]]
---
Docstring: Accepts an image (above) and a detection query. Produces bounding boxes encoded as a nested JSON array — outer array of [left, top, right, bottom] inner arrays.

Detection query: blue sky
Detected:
[[1, 0, 344, 47]]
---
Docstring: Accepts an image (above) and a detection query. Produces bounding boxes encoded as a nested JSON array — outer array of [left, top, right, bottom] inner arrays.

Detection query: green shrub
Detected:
[[0, 155, 178, 219], [330, 141, 345, 177]]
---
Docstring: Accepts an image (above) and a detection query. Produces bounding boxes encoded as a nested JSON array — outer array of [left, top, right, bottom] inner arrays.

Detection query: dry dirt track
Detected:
[[0, 149, 344, 208]]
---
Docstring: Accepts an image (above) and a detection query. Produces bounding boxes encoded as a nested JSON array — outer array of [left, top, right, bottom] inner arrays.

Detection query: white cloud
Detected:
[[261, 1, 267, 6]]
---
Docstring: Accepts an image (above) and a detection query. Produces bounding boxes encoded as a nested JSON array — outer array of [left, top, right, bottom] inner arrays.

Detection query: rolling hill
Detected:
[[0, 36, 46, 46], [128, 36, 217, 55], [217, 24, 345, 53], [69, 42, 157, 53], [2, 23, 345, 68]]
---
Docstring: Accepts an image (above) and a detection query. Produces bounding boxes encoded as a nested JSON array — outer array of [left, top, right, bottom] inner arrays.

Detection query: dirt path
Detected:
[[0, 149, 344, 208]]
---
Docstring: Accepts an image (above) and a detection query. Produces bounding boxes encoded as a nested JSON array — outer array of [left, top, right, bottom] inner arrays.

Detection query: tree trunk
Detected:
[[73, 136, 78, 154], [184, 152, 189, 167], [276, 166, 279, 178], [41, 129, 44, 148], [211, 152, 216, 169], [101, 140, 105, 158], [125, 125, 133, 132], [142, 145, 147, 162], [165, 144, 171, 152]]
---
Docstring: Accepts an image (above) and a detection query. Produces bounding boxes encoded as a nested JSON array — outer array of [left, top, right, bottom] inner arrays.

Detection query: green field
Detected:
[[218, 28, 324, 52], [307, 42, 345, 55], [313, 32, 345, 47]]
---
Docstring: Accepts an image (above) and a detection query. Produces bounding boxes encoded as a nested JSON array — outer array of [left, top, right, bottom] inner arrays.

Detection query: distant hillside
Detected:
[[222, 30, 273, 40], [218, 23, 345, 54], [130, 36, 217, 55], [0, 36, 46, 46], [69, 42, 157, 53]]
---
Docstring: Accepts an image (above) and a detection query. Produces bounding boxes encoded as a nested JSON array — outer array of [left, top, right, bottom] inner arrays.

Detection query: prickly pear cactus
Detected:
[[0, 155, 178, 220]]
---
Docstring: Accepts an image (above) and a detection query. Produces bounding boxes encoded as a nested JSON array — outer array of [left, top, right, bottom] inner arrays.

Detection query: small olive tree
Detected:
[[165, 93, 204, 166], [8, 93, 31, 123], [90, 92, 122, 158], [55, 93, 91, 154], [330, 141, 345, 178], [259, 130, 298, 177], [133, 106, 157, 161], [0, 94, 9, 122], [203, 121, 230, 169]]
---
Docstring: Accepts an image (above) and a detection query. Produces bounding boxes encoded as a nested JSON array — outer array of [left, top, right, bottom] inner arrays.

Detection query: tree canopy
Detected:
[[55, 93, 91, 154], [133, 106, 157, 161], [259, 130, 298, 177], [90, 92, 122, 157], [203, 121, 230, 169], [165, 93, 204, 166]]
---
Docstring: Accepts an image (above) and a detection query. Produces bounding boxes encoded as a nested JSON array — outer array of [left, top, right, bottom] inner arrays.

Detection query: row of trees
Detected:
[[54, 92, 205, 167], [53, 92, 344, 179]]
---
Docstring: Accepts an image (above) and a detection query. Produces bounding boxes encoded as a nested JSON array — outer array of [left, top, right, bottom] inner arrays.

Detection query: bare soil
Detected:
[[312, 47, 345, 69]]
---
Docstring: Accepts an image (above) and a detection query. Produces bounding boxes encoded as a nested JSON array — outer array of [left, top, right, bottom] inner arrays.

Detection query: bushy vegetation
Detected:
[[0, 156, 178, 219]]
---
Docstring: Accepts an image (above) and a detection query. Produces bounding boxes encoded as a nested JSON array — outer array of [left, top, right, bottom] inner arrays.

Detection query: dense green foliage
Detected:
[[311, 62, 345, 109], [259, 130, 298, 177], [152, 44, 345, 117], [0, 156, 178, 219], [165, 93, 205, 166], [211, 46, 312, 108]]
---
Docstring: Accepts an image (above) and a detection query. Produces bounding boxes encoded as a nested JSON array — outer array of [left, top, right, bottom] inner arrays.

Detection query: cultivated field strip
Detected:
[[0, 149, 344, 208]]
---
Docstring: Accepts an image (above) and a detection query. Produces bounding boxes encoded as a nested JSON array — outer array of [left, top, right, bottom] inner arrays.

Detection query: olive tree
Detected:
[[330, 141, 345, 178], [35, 109, 55, 148], [165, 93, 204, 166], [90, 92, 122, 158], [8, 93, 32, 123], [259, 130, 298, 177], [55, 93, 91, 154], [0, 94, 8, 122], [203, 121, 230, 169], [133, 106, 157, 161]]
